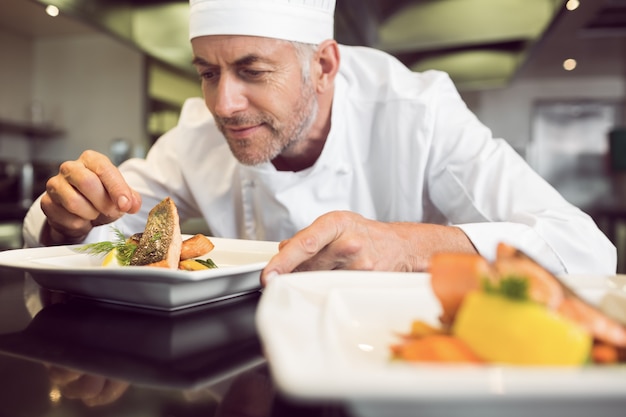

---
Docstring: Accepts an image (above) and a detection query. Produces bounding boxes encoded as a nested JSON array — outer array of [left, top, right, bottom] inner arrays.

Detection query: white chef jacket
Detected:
[[23, 45, 616, 275]]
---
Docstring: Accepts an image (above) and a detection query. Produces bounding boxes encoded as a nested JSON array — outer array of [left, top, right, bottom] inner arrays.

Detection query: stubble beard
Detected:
[[215, 80, 318, 166]]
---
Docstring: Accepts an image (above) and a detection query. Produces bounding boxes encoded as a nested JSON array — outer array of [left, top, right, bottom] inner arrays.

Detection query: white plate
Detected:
[[0, 237, 278, 310], [256, 271, 626, 405]]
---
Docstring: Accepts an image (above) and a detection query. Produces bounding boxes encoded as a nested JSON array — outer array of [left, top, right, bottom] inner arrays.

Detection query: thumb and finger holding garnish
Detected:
[[41, 152, 142, 245]]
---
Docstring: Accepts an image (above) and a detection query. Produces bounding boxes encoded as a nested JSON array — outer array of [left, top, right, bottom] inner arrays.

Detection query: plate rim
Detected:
[[0, 236, 279, 283], [256, 270, 626, 401]]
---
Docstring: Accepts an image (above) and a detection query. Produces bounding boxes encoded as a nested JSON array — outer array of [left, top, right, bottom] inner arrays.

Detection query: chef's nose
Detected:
[[213, 74, 248, 117]]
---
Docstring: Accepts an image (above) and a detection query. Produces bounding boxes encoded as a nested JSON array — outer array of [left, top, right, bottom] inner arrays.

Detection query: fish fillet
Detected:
[[130, 197, 182, 269]]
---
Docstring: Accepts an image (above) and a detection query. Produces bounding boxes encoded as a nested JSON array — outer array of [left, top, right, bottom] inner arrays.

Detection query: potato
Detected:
[[178, 259, 210, 271], [452, 291, 591, 365]]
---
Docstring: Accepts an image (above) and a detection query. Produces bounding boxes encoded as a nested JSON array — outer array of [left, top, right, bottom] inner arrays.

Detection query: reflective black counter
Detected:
[[0, 267, 350, 417], [4, 267, 626, 417]]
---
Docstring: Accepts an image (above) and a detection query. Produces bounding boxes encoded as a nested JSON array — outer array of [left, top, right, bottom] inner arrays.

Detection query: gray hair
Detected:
[[290, 41, 318, 80]]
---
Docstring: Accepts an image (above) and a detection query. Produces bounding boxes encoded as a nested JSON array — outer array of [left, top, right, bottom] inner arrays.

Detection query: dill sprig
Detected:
[[76, 227, 138, 266], [482, 275, 529, 301]]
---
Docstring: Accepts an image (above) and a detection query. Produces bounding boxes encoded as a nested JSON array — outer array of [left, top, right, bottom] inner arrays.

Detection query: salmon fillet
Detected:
[[130, 197, 182, 269]]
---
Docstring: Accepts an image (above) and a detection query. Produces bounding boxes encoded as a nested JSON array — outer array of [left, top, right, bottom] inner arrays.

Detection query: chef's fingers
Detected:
[[76, 150, 141, 215], [41, 151, 141, 245], [46, 365, 129, 407], [216, 368, 274, 417], [45, 171, 107, 221], [261, 212, 345, 285], [41, 190, 98, 243], [82, 380, 130, 407], [58, 374, 106, 401], [46, 365, 82, 385]]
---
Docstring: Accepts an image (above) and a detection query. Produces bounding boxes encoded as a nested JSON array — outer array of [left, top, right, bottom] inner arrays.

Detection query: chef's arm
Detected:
[[260, 211, 477, 285]]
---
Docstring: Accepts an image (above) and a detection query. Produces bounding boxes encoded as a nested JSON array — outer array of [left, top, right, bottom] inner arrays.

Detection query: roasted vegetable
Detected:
[[391, 334, 483, 364], [179, 258, 218, 271], [452, 287, 592, 365], [393, 242, 626, 366]]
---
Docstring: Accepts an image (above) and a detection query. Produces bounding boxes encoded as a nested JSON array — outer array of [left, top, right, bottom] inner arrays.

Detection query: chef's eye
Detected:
[[200, 70, 217, 81], [241, 69, 267, 80]]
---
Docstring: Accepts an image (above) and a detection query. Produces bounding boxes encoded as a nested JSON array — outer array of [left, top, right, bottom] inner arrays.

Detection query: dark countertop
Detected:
[[2, 264, 626, 417], [0, 269, 350, 417]]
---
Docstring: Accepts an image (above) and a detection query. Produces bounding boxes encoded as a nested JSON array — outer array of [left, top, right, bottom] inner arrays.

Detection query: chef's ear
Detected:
[[313, 39, 340, 93]]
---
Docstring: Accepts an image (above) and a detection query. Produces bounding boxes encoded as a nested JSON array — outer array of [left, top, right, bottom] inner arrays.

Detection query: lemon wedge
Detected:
[[101, 249, 122, 267]]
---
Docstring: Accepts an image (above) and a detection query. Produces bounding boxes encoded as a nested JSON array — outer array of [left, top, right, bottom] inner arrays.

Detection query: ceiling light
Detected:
[[566, 0, 580, 11], [563, 58, 577, 71], [45, 5, 60, 17]]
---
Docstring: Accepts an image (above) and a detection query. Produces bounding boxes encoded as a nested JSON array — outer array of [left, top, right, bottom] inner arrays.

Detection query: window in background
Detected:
[[527, 100, 622, 207], [529, 100, 626, 273]]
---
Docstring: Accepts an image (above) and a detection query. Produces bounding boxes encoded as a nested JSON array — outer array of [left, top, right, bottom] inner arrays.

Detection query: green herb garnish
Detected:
[[482, 276, 529, 301], [76, 227, 138, 266], [195, 258, 218, 269]]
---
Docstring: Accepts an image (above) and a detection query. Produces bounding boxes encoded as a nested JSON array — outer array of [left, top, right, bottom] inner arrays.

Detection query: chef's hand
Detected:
[[40, 150, 142, 245], [215, 367, 275, 417], [260, 211, 476, 286], [46, 365, 130, 407]]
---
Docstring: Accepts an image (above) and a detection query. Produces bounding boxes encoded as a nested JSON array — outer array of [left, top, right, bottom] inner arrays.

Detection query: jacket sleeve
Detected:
[[424, 73, 616, 275]]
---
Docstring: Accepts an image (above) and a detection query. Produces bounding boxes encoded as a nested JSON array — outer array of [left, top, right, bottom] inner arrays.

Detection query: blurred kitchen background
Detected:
[[1, 0, 625, 271]]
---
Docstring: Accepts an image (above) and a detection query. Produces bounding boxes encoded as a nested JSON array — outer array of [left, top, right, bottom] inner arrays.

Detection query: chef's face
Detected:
[[191, 35, 318, 166]]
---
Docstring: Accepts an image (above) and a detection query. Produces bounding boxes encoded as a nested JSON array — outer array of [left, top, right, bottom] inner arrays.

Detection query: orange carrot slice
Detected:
[[429, 252, 494, 326], [391, 334, 483, 363], [409, 320, 445, 337], [592, 342, 619, 364]]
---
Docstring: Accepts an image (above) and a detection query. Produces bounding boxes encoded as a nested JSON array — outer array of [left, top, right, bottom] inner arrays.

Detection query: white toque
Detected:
[[189, 0, 336, 44]]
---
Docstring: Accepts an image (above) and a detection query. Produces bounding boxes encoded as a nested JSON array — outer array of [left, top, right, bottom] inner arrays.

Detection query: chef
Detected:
[[22, 0, 616, 283]]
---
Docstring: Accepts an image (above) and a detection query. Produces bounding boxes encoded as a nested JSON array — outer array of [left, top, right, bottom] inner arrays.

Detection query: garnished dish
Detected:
[[391, 242, 626, 366], [77, 197, 218, 270], [0, 201, 277, 310], [256, 269, 626, 401]]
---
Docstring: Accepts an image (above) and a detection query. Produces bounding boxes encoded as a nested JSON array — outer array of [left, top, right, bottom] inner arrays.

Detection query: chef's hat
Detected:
[[189, 0, 336, 44]]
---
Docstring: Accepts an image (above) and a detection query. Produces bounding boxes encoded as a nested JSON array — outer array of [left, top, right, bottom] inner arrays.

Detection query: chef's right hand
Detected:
[[46, 365, 130, 407], [40, 150, 142, 246]]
